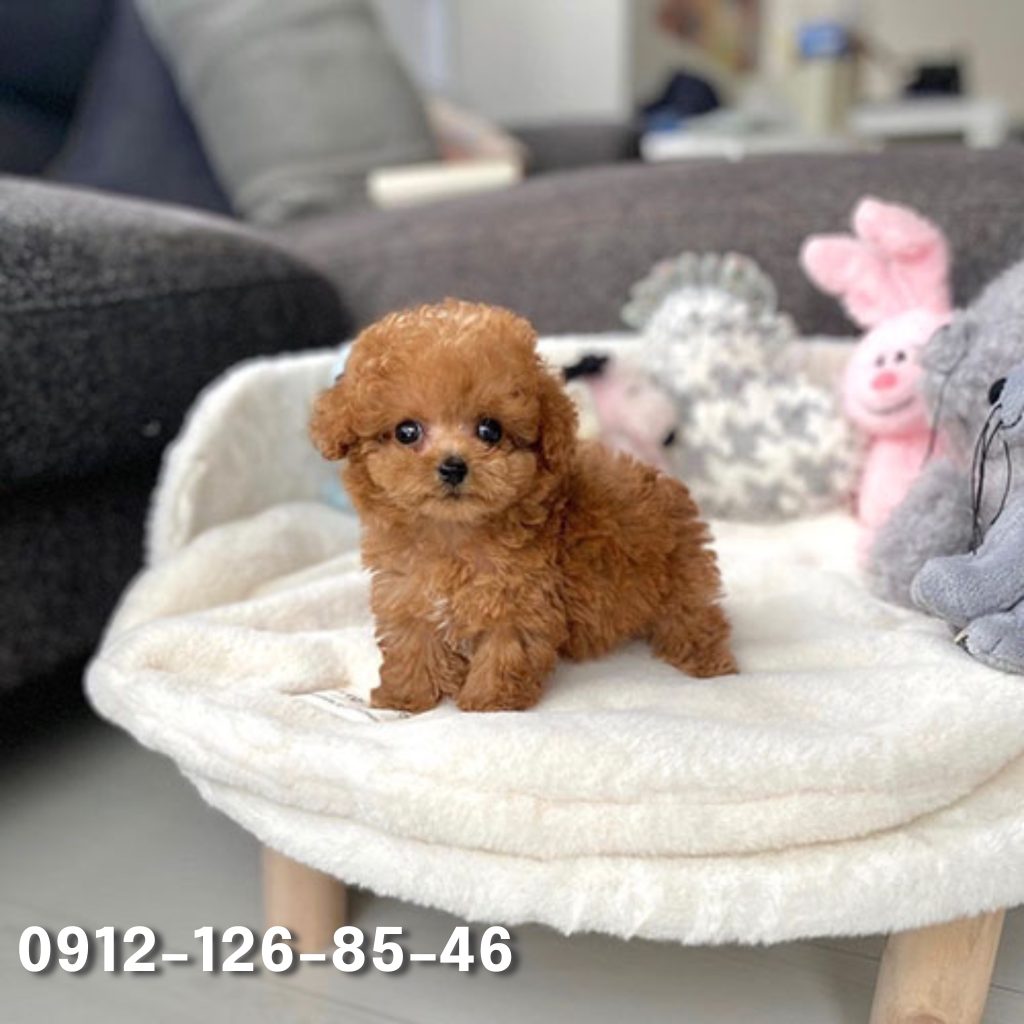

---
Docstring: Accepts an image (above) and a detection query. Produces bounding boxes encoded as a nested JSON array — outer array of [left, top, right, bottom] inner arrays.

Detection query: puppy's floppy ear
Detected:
[[310, 375, 357, 460], [536, 363, 579, 478]]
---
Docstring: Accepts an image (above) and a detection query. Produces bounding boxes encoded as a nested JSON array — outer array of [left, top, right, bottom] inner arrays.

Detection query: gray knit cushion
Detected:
[[0, 177, 346, 495], [283, 145, 1024, 335], [135, 0, 437, 224]]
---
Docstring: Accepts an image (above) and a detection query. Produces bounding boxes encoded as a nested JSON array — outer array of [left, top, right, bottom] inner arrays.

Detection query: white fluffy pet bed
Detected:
[[86, 341, 1024, 946]]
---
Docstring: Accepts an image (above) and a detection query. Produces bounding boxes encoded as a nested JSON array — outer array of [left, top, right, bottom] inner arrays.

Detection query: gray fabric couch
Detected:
[[283, 144, 1024, 337]]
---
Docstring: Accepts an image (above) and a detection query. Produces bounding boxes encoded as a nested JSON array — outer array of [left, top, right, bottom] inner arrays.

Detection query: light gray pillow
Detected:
[[135, 0, 438, 224]]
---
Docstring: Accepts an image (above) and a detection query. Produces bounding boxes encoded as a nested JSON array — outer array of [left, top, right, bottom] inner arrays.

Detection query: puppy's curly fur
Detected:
[[311, 299, 736, 712]]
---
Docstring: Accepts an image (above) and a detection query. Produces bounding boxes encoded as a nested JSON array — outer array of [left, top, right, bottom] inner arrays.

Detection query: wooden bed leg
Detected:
[[869, 910, 1005, 1024], [262, 846, 348, 953]]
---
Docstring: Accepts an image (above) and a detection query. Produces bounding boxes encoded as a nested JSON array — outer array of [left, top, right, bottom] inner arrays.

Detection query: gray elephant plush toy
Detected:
[[910, 361, 1024, 672], [868, 259, 1024, 607]]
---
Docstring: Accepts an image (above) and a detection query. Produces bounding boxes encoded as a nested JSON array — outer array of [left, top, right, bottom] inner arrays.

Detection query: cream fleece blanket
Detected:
[[86, 345, 1024, 945]]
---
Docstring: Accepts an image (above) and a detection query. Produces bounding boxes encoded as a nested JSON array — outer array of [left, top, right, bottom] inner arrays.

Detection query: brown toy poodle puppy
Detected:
[[311, 299, 736, 712]]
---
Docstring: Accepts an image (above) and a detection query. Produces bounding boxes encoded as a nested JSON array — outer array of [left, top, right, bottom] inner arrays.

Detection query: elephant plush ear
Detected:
[[919, 316, 971, 379]]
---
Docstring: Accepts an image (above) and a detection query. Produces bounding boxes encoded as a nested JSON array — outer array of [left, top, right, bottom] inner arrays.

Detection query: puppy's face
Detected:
[[311, 301, 577, 527]]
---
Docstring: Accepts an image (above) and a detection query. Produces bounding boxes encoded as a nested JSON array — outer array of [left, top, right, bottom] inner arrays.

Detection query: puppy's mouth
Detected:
[[422, 490, 487, 522], [429, 486, 478, 508]]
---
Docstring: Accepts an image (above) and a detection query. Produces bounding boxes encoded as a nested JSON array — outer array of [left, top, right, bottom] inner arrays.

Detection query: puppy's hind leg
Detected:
[[648, 599, 737, 679]]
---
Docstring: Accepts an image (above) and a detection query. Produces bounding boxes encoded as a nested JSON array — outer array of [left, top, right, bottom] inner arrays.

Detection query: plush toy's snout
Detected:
[[991, 366, 1024, 441]]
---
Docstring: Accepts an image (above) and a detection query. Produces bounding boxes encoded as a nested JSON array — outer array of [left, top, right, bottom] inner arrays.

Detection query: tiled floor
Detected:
[[2, 707, 1022, 1023]]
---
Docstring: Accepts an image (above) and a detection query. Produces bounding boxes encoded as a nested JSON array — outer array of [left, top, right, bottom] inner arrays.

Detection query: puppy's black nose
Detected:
[[989, 377, 1007, 405], [437, 455, 468, 487]]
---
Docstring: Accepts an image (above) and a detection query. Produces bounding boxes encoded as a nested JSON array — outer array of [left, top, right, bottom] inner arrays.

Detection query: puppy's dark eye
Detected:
[[989, 378, 1007, 406], [395, 420, 422, 445], [895, 350, 907, 363], [476, 418, 503, 445], [663, 429, 677, 448]]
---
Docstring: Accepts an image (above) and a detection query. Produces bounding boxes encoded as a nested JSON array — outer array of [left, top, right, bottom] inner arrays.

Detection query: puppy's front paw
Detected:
[[457, 627, 554, 711], [370, 681, 441, 713], [456, 683, 540, 713]]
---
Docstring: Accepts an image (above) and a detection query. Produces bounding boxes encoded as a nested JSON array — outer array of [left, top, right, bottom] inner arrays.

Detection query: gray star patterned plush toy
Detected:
[[910, 361, 1024, 673], [623, 252, 860, 521]]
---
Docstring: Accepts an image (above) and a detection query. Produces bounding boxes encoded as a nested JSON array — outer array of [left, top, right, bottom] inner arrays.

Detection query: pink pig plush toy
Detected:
[[801, 197, 953, 549]]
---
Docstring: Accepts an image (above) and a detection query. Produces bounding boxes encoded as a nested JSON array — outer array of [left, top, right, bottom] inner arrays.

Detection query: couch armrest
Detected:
[[0, 178, 347, 495]]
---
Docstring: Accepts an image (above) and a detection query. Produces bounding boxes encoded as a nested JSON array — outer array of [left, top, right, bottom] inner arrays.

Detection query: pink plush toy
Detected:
[[563, 354, 679, 473], [801, 197, 953, 550]]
